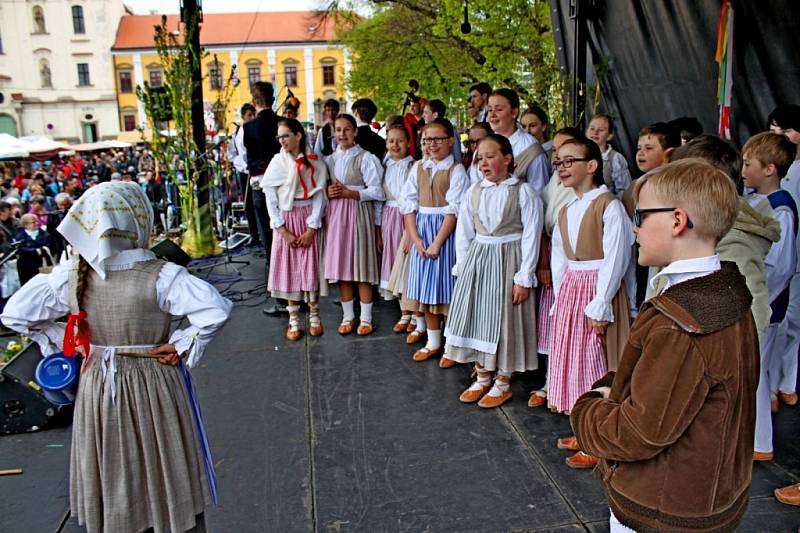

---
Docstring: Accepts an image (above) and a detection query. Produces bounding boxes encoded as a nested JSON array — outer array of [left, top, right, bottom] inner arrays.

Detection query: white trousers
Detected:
[[755, 322, 783, 453], [772, 273, 800, 393]]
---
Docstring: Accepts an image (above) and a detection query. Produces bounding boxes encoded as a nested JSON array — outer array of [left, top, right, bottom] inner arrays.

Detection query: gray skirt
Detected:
[[70, 348, 209, 533], [445, 240, 538, 373]]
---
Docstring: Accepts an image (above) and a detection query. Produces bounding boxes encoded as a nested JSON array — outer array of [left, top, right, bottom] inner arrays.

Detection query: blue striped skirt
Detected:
[[406, 212, 456, 306]]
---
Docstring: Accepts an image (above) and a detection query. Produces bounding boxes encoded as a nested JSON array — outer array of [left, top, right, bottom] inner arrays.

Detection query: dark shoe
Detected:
[[262, 304, 288, 316]]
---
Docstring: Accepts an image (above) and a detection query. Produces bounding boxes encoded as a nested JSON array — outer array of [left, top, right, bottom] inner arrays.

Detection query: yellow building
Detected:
[[111, 11, 349, 136]]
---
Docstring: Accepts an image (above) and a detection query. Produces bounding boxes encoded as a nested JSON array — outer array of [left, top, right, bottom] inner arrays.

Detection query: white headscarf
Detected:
[[57, 181, 153, 279]]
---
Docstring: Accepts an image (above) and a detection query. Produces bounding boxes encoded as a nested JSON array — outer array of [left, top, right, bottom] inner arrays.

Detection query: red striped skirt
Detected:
[[537, 284, 555, 355], [548, 268, 607, 413]]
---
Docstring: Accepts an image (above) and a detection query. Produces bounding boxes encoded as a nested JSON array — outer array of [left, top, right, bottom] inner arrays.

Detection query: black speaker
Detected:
[[0, 343, 62, 435], [151, 239, 192, 267]]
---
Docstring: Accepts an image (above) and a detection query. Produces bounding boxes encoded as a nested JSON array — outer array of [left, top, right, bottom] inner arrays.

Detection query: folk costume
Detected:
[[379, 155, 414, 299], [1, 182, 232, 533], [549, 185, 633, 413]]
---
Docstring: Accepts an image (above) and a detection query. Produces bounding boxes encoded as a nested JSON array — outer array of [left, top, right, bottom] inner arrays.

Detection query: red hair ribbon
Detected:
[[63, 311, 90, 358], [295, 154, 318, 200]]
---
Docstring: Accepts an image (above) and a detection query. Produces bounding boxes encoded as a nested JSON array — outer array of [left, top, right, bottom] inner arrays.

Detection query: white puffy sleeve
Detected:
[[584, 199, 634, 322], [453, 185, 476, 276], [444, 163, 470, 216], [1, 264, 72, 356], [157, 263, 234, 368], [357, 153, 386, 204], [264, 186, 285, 229], [765, 207, 797, 303], [550, 215, 568, 310], [400, 161, 421, 215], [514, 185, 543, 288]]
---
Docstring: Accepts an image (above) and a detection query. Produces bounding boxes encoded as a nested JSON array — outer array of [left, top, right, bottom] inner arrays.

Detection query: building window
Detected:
[[77, 63, 90, 86], [119, 71, 132, 93], [209, 66, 222, 90], [40, 59, 52, 88], [322, 64, 335, 86], [32, 6, 47, 33], [248, 65, 260, 86], [149, 70, 163, 88], [122, 114, 136, 132], [284, 66, 298, 87], [72, 6, 85, 34]]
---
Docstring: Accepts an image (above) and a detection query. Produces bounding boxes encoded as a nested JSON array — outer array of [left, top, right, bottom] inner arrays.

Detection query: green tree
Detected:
[[330, 0, 566, 127], [136, 15, 218, 258]]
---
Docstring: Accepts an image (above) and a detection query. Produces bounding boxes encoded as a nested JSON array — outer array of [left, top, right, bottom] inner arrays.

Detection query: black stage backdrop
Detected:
[[549, 0, 800, 164]]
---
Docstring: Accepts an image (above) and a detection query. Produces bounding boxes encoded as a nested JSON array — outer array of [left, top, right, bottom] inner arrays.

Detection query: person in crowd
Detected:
[[463, 121, 491, 174], [229, 103, 260, 248], [314, 98, 340, 158], [520, 105, 553, 166], [422, 99, 463, 162], [262, 118, 328, 340], [571, 159, 757, 533], [401, 118, 470, 366], [487, 88, 550, 193], [741, 132, 798, 463], [1, 181, 232, 533], [323, 113, 385, 336], [528, 126, 585, 409], [468, 82, 492, 123], [586, 114, 631, 198], [667, 116, 704, 145], [549, 138, 633, 469], [15, 213, 52, 285], [28, 194, 49, 228], [351, 98, 386, 160], [446, 133, 542, 407]]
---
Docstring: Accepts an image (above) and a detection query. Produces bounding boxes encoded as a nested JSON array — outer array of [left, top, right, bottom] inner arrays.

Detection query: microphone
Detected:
[[461, 0, 471, 34]]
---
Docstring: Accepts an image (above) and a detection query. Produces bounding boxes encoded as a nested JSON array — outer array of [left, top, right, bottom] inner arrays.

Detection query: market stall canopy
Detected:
[[0, 133, 31, 160], [18, 136, 69, 160], [69, 140, 134, 152]]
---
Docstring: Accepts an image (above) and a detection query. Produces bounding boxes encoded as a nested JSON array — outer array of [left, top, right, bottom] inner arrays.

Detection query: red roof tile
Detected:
[[113, 11, 336, 50]]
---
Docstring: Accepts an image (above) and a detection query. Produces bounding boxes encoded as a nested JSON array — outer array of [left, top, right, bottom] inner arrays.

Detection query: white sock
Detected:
[[341, 300, 355, 322], [360, 302, 373, 323], [415, 315, 427, 332], [425, 329, 442, 350], [488, 373, 511, 397], [398, 313, 412, 324], [468, 368, 493, 391]]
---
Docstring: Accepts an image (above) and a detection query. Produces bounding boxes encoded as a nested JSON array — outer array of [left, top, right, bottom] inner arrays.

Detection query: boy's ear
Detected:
[[664, 147, 675, 162], [765, 162, 778, 177], [587, 159, 599, 174]]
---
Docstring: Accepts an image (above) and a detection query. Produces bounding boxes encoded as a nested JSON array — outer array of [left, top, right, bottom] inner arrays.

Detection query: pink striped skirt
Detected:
[[268, 203, 320, 298], [380, 204, 404, 290], [324, 197, 357, 281], [548, 268, 607, 413], [537, 284, 555, 355]]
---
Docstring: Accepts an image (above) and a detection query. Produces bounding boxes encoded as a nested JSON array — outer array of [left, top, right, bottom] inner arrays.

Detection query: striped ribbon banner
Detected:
[[715, 0, 734, 140]]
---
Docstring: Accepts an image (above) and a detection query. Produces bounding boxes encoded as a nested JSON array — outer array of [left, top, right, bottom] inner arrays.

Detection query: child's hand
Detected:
[[149, 343, 182, 366], [402, 234, 412, 254], [327, 182, 343, 199], [537, 267, 552, 288], [414, 238, 427, 258], [278, 227, 296, 245], [425, 242, 441, 259], [512, 284, 530, 305], [295, 228, 316, 248], [589, 319, 610, 335], [375, 229, 383, 253]]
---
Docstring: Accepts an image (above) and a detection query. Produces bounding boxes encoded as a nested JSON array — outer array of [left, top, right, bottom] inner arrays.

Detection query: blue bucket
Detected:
[[35, 353, 80, 406]]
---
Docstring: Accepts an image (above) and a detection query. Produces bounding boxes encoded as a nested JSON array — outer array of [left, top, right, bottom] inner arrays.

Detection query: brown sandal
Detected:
[[337, 319, 356, 335], [356, 321, 375, 336]]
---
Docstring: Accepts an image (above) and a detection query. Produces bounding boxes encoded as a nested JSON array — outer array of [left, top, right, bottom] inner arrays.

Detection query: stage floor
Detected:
[[1, 250, 799, 532]]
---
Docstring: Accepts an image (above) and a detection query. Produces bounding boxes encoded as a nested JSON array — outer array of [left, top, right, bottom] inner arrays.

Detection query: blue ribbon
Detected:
[[178, 362, 219, 505]]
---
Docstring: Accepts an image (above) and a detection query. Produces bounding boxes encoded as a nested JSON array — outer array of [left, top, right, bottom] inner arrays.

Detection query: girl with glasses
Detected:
[[401, 119, 470, 366], [548, 137, 634, 469]]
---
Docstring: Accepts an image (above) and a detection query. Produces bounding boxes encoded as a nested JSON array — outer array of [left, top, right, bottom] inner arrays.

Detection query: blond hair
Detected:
[[20, 213, 38, 226], [633, 158, 738, 241], [742, 131, 796, 178]]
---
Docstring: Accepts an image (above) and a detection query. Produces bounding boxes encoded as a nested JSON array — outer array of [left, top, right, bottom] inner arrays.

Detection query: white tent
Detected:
[[0, 133, 30, 159]]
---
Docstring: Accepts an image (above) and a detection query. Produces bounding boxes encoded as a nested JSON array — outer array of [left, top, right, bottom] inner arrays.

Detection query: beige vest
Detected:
[[417, 162, 457, 208], [514, 142, 544, 180], [68, 259, 172, 347], [326, 151, 367, 187], [470, 182, 523, 237]]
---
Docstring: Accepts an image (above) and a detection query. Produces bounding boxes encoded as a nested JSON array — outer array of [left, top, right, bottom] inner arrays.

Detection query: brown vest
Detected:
[[416, 161, 457, 208]]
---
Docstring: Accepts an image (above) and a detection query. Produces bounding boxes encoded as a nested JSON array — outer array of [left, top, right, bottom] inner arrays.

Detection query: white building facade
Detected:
[[0, 0, 127, 142]]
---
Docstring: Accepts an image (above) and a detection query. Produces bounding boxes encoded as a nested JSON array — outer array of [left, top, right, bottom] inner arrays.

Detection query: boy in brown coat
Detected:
[[571, 159, 760, 532]]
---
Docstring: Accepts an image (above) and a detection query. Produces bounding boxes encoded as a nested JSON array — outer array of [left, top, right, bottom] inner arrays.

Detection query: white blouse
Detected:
[[454, 177, 543, 287], [400, 155, 470, 216], [541, 169, 576, 237], [264, 186, 325, 230], [551, 185, 634, 322], [325, 145, 385, 225], [376, 155, 414, 225], [1, 249, 233, 368], [508, 127, 551, 194]]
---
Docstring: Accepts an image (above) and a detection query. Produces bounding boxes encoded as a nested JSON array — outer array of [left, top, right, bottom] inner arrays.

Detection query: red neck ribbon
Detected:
[[63, 311, 90, 358], [295, 154, 318, 200]]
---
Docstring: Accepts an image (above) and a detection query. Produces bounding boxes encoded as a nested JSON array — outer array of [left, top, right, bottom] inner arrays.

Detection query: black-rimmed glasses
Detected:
[[553, 157, 590, 169], [633, 207, 694, 228], [421, 137, 450, 145]]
